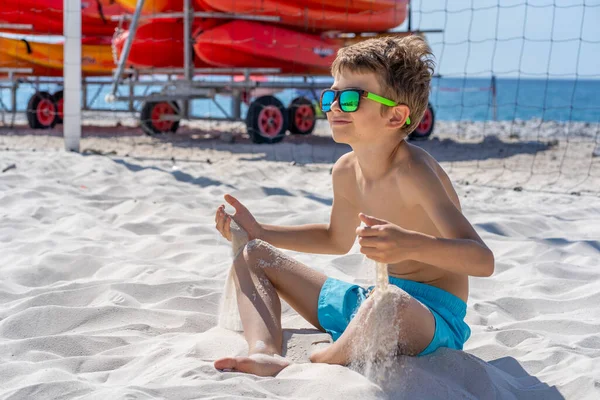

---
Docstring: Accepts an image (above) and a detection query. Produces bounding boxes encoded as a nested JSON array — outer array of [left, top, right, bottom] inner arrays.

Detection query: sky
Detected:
[[394, 0, 600, 79]]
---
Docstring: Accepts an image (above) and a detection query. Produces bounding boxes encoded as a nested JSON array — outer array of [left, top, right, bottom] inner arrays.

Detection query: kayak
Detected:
[[0, 51, 62, 77], [290, 0, 398, 12], [0, 36, 115, 76], [113, 0, 208, 14], [194, 20, 338, 75], [112, 18, 223, 68], [199, 0, 408, 32], [0, 0, 126, 36]]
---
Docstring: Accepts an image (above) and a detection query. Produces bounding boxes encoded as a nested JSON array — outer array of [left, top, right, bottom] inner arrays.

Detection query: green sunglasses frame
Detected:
[[320, 89, 411, 125]]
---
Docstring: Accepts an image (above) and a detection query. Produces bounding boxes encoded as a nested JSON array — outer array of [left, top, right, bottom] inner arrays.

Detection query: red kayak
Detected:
[[112, 19, 223, 68], [194, 20, 339, 74], [291, 0, 398, 12], [199, 0, 408, 33], [114, 0, 209, 14], [0, 0, 126, 36]]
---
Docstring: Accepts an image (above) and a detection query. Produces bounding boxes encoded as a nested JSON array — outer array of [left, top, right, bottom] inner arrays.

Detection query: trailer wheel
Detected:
[[288, 97, 316, 135], [52, 90, 64, 124], [246, 95, 288, 144], [409, 103, 435, 141], [27, 91, 57, 129], [140, 100, 180, 136]]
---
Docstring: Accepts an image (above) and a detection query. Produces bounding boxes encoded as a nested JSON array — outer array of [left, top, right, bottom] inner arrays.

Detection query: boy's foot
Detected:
[[214, 353, 290, 376], [308, 329, 352, 366], [309, 298, 374, 365]]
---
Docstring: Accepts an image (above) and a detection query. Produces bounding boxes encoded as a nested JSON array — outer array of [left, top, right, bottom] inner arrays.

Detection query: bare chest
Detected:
[[355, 184, 440, 237]]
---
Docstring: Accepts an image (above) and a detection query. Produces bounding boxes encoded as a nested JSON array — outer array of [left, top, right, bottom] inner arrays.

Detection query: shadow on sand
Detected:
[[383, 348, 564, 400], [283, 329, 564, 400], [2, 124, 555, 166], [154, 130, 555, 165], [282, 328, 563, 400]]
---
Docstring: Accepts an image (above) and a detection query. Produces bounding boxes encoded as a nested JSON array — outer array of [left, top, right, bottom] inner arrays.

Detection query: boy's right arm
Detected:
[[259, 156, 360, 255]]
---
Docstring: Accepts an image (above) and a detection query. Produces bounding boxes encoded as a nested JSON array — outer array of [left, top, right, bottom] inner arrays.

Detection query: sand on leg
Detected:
[[309, 286, 436, 366], [215, 236, 328, 376]]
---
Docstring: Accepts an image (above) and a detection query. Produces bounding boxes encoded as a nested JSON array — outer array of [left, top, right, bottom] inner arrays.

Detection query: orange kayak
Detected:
[[0, 51, 62, 77], [194, 20, 339, 75], [112, 18, 224, 68], [0, 0, 126, 37], [200, 0, 408, 32], [0, 36, 115, 77]]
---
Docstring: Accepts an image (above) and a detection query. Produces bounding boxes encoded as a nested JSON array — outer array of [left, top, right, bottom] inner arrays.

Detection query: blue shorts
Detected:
[[317, 276, 471, 356]]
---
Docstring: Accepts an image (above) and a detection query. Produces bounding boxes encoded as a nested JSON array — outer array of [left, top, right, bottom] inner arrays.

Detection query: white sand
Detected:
[[1, 129, 599, 399]]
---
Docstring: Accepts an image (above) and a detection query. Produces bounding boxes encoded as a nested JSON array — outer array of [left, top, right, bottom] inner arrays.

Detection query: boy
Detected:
[[213, 35, 494, 376]]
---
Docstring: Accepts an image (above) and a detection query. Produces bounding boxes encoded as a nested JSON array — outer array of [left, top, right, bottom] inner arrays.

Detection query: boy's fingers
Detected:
[[216, 211, 229, 233], [224, 216, 232, 239], [216, 215, 224, 233], [358, 213, 387, 227], [224, 194, 246, 213], [215, 205, 226, 223], [358, 237, 378, 247], [356, 226, 382, 237], [360, 246, 377, 256]]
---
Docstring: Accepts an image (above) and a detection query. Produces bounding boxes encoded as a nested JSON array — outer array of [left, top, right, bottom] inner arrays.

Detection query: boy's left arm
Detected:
[[357, 164, 494, 277], [405, 163, 494, 277]]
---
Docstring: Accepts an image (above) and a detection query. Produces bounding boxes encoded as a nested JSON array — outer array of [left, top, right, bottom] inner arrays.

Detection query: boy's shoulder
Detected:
[[398, 143, 441, 179], [331, 152, 360, 198], [333, 151, 356, 168], [399, 144, 461, 210], [331, 152, 357, 178]]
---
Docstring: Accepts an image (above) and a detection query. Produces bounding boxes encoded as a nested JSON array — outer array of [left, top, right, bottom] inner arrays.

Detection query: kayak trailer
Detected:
[[0, 0, 440, 143], [102, 0, 440, 143]]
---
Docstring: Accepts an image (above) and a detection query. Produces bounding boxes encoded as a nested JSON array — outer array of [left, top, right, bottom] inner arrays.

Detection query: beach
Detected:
[[1, 119, 599, 399]]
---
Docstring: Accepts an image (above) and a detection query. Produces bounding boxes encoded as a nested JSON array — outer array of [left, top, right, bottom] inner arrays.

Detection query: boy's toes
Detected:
[[214, 357, 237, 371], [215, 354, 290, 376], [309, 348, 325, 363], [309, 343, 348, 365]]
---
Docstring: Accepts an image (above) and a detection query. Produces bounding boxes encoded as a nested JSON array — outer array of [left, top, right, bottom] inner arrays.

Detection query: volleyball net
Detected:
[[0, 0, 598, 195]]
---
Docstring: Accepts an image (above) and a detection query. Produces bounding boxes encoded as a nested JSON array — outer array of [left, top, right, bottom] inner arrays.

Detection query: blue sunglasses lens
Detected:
[[321, 90, 335, 112], [340, 90, 359, 112]]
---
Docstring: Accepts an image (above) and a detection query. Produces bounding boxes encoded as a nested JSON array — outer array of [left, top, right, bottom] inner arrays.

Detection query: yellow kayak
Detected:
[[0, 36, 115, 77]]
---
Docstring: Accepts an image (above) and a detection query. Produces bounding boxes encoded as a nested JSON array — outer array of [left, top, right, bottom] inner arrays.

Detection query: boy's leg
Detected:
[[214, 239, 328, 376], [310, 287, 436, 365]]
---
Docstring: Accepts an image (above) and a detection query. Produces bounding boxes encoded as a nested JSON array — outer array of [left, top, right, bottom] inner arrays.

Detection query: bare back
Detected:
[[338, 143, 469, 301]]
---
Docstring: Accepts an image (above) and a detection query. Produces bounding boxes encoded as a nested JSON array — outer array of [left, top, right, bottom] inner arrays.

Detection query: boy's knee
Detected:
[[243, 239, 275, 266], [364, 286, 412, 323]]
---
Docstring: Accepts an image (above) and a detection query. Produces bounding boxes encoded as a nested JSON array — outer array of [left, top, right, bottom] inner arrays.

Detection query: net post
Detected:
[[63, 0, 82, 152], [491, 75, 497, 121], [107, 0, 146, 101], [183, 0, 194, 119]]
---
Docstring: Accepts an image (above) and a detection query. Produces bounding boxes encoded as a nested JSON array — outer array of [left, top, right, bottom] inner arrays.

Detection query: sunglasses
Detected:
[[319, 89, 411, 125]]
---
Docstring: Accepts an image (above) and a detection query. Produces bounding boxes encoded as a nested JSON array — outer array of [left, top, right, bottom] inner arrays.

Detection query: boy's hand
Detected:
[[215, 194, 263, 242], [356, 213, 425, 264]]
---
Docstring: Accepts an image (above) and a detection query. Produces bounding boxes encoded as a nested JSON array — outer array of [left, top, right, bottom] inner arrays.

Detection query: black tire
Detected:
[[26, 94, 39, 129], [246, 95, 288, 144], [26, 91, 57, 130], [288, 97, 316, 135], [409, 103, 435, 141], [139, 99, 180, 136], [52, 90, 64, 125]]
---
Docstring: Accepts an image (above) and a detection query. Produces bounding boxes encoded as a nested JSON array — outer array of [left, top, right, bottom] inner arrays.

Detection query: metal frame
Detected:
[[1, 0, 450, 129], [104, 0, 295, 122]]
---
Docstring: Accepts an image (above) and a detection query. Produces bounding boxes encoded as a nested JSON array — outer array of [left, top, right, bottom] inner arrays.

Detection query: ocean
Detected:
[[1, 77, 599, 123]]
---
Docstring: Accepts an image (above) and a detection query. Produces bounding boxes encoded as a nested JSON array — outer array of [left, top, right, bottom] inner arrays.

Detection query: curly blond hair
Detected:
[[331, 35, 435, 137]]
